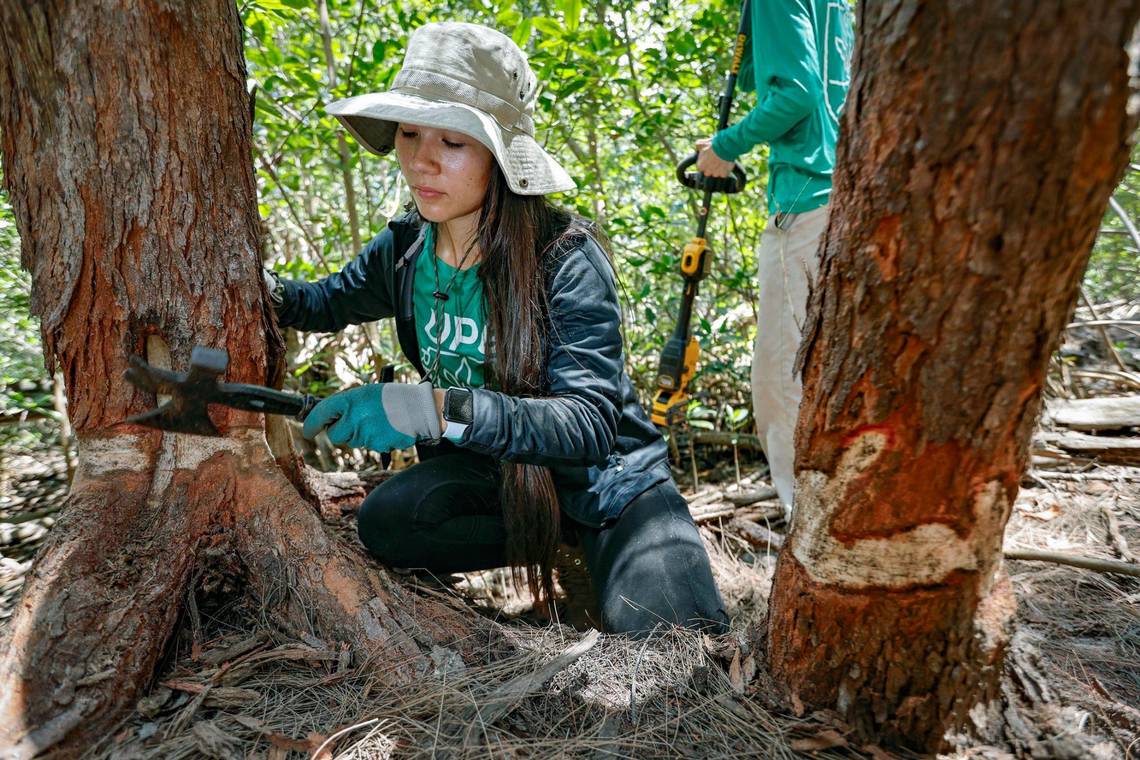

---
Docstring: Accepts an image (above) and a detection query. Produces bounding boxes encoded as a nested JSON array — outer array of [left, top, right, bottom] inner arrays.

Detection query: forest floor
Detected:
[[1, 417, 1137, 760]]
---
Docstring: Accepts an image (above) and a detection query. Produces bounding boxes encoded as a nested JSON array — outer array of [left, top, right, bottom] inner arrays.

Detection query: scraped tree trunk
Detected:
[[0, 3, 475, 757], [768, 1, 1140, 752]]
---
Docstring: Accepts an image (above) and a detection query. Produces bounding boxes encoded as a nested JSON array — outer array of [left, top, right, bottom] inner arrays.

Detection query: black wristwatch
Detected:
[[442, 387, 473, 441]]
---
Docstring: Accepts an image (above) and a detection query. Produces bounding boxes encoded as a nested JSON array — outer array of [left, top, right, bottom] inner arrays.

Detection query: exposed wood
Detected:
[[768, 0, 1140, 752], [1035, 431, 1140, 465], [1046, 395, 1140, 431]]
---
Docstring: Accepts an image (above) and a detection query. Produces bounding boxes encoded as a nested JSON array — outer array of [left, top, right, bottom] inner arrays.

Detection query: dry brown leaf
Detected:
[[308, 731, 332, 760], [1024, 502, 1063, 521], [267, 732, 312, 753], [728, 648, 745, 694], [742, 653, 757, 686], [860, 743, 895, 760], [789, 728, 848, 751]]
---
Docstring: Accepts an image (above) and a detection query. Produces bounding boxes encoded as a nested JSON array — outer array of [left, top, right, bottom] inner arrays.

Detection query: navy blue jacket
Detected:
[[276, 211, 671, 528]]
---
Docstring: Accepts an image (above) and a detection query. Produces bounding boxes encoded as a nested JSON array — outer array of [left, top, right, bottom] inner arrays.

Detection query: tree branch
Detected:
[[1004, 548, 1140, 578]]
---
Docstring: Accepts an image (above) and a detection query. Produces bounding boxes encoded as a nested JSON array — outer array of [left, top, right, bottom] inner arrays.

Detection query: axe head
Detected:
[[124, 346, 230, 436]]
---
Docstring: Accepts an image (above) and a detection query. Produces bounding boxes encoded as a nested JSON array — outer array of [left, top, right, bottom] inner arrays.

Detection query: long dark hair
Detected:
[[474, 165, 604, 605]]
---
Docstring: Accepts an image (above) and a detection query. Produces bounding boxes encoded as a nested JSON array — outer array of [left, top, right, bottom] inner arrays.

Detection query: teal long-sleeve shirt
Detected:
[[712, 0, 854, 216]]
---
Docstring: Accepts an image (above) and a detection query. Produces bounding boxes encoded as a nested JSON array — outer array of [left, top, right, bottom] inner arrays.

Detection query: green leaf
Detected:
[[533, 17, 563, 37], [496, 8, 522, 28], [512, 17, 534, 48], [562, 0, 582, 32], [248, 0, 295, 10]]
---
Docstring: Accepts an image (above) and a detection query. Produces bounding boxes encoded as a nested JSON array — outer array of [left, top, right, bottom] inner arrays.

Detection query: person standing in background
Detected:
[[695, 0, 854, 516]]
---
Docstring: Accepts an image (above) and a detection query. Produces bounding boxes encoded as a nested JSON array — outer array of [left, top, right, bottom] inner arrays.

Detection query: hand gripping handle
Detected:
[[676, 153, 747, 194]]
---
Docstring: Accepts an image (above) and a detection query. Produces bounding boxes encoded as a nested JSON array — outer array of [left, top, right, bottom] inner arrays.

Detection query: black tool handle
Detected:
[[378, 364, 396, 469], [676, 153, 747, 194], [212, 382, 319, 421]]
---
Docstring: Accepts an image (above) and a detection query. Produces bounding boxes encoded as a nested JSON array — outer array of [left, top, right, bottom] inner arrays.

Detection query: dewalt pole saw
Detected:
[[651, 0, 751, 427]]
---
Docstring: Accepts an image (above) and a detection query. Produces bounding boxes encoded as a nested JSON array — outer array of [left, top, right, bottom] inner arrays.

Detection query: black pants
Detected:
[[356, 450, 729, 637]]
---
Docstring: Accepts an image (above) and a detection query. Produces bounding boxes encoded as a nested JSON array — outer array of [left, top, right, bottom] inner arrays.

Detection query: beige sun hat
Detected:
[[327, 22, 575, 196]]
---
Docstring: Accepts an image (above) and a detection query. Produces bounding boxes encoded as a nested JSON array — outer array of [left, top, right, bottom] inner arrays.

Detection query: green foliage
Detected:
[[0, 0, 1137, 428], [0, 186, 47, 419], [1087, 146, 1140, 303], [241, 0, 769, 408]]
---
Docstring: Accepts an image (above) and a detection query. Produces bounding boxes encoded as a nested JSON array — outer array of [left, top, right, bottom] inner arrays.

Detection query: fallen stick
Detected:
[[1028, 470, 1140, 483], [690, 503, 738, 524], [685, 488, 724, 508], [725, 486, 779, 507], [1069, 369, 1140, 391], [685, 430, 766, 451], [1047, 395, 1140, 431], [734, 505, 786, 523], [1035, 431, 1140, 466], [1003, 549, 1140, 578], [1066, 319, 1140, 329], [1102, 506, 1137, 563], [730, 518, 785, 551]]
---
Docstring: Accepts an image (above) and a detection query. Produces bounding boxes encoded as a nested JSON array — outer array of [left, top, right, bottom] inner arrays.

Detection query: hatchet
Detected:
[[124, 345, 318, 436]]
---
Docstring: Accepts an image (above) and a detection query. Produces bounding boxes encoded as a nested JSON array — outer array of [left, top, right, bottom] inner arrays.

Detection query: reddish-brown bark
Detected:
[[768, 0, 1140, 752], [0, 3, 476, 757]]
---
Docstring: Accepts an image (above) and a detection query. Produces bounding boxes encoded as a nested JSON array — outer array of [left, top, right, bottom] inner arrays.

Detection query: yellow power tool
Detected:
[[652, 0, 751, 427]]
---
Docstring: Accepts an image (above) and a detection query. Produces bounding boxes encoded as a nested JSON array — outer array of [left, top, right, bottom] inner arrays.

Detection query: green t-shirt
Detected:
[[712, 0, 854, 216], [413, 224, 488, 389]]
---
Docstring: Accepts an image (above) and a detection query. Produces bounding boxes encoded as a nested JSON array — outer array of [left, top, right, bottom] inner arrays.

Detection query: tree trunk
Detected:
[[0, 3, 475, 757], [768, 1, 1140, 752]]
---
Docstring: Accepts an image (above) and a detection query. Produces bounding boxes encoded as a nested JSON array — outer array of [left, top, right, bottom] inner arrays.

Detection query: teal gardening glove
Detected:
[[302, 382, 442, 453]]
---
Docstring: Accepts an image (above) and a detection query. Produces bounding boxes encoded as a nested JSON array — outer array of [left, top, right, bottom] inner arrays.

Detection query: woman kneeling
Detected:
[[269, 22, 728, 637]]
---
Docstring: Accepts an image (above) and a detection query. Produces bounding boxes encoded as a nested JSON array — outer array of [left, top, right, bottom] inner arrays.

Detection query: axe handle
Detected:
[[212, 382, 318, 421], [379, 364, 395, 469]]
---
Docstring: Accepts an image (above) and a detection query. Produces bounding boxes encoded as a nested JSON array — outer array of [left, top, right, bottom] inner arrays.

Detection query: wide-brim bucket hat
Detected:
[[327, 22, 575, 196]]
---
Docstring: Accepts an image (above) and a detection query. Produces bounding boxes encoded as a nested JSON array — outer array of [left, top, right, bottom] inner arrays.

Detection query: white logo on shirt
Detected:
[[423, 310, 487, 355]]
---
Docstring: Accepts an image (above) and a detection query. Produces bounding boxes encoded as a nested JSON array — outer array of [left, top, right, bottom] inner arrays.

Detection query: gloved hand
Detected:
[[301, 382, 442, 453], [263, 268, 285, 308]]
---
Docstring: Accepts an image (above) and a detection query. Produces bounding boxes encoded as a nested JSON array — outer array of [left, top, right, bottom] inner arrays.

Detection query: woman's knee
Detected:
[[589, 485, 729, 637], [356, 487, 410, 563]]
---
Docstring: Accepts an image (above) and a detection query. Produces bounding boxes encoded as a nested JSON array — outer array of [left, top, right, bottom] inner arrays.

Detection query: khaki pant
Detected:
[[750, 204, 830, 514]]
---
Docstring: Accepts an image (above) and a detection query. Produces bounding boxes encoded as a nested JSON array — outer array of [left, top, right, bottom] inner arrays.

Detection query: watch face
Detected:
[[445, 387, 474, 424]]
